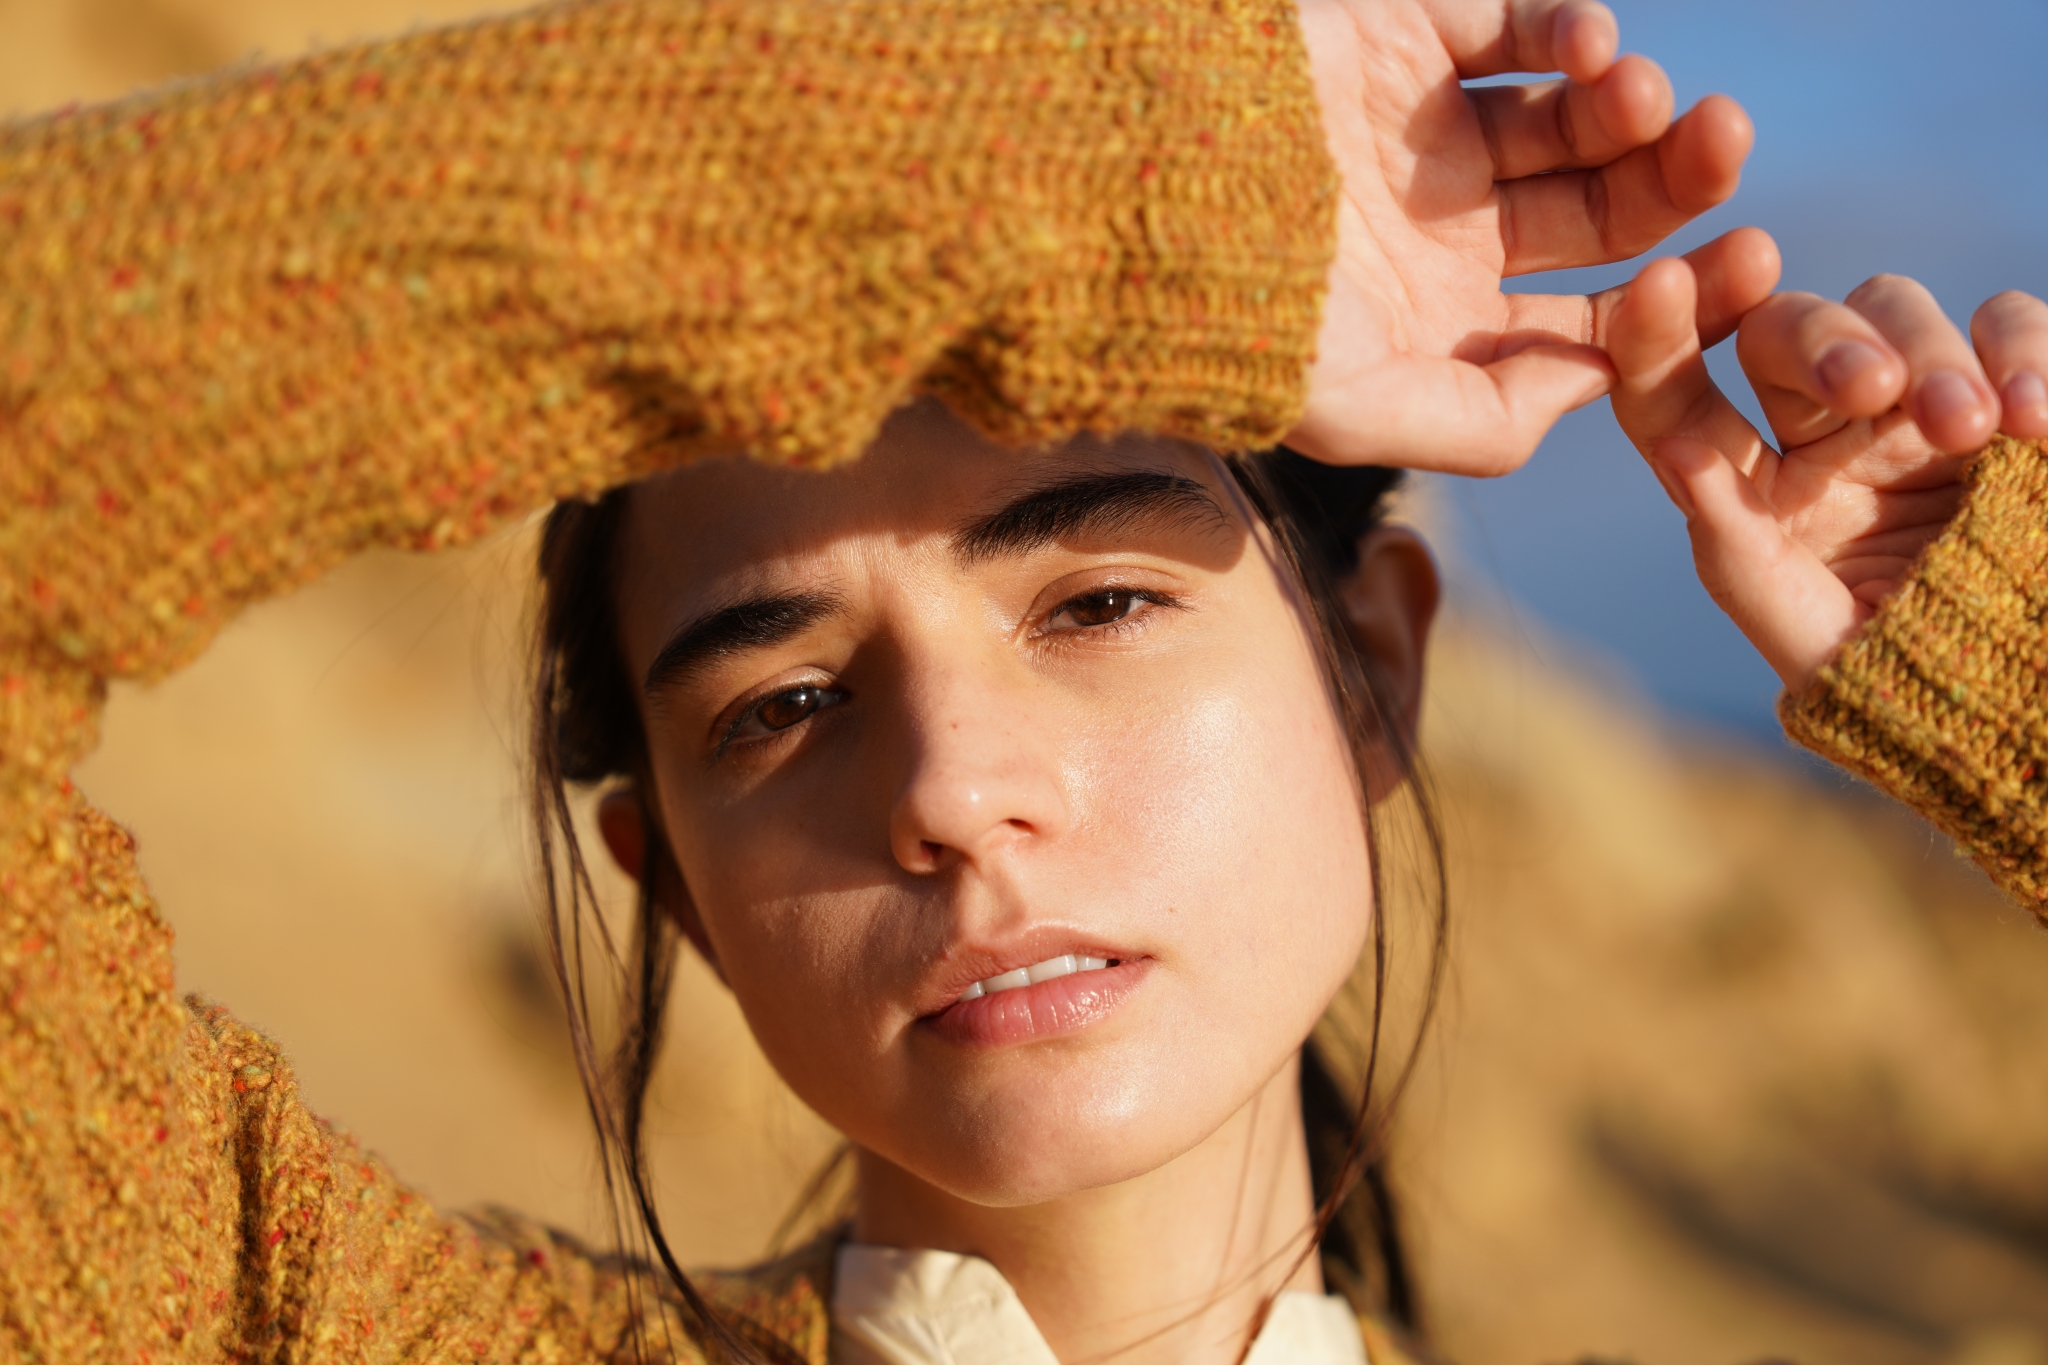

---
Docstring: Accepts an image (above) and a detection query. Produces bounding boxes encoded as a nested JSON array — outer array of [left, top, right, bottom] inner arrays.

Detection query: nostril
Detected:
[[921, 840, 945, 864]]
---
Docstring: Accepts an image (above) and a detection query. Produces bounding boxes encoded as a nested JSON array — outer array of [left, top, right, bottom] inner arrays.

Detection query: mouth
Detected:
[[921, 953, 1149, 1048], [955, 953, 1115, 1001]]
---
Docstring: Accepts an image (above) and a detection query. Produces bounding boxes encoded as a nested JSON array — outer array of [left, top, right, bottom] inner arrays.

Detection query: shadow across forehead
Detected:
[[951, 469, 1232, 567], [616, 402, 1257, 687], [626, 403, 1243, 565], [639, 466, 1236, 699]]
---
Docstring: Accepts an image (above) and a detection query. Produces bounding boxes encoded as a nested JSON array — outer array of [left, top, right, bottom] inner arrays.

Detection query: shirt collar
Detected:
[[829, 1242, 1371, 1365]]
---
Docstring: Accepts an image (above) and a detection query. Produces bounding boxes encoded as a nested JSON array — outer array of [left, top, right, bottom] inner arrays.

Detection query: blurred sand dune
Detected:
[[16, 5, 2048, 1363]]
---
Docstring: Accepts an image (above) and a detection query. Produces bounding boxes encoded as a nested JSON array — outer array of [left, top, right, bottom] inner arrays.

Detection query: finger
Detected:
[[1288, 345, 1613, 476], [1471, 54, 1672, 179], [1735, 292, 1910, 450], [1430, 0, 1619, 82], [1676, 225, 1781, 349], [1579, 225, 1780, 351], [1651, 436, 1866, 690], [1845, 274, 1999, 453], [1603, 255, 1774, 475], [1970, 290, 2048, 438], [1502, 93, 1752, 276], [1518, 227, 1779, 349]]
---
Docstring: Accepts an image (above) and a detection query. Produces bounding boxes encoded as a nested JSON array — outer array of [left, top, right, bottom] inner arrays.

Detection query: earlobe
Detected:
[[596, 786, 647, 881], [1338, 525, 1441, 753], [595, 784, 728, 985]]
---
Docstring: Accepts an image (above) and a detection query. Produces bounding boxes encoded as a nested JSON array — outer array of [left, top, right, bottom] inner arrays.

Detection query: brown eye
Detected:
[[717, 681, 847, 755], [754, 684, 831, 732], [1054, 590, 1141, 629]]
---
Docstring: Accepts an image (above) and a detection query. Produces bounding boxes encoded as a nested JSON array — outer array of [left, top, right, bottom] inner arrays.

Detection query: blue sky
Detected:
[[1455, 0, 2048, 740]]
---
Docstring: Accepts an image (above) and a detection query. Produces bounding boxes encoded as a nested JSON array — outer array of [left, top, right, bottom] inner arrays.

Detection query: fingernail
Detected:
[[1815, 340, 1885, 401], [2004, 370, 2048, 415], [1917, 369, 1985, 429]]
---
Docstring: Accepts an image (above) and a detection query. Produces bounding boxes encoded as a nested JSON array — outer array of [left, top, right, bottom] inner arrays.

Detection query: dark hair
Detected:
[[529, 442, 1447, 1361]]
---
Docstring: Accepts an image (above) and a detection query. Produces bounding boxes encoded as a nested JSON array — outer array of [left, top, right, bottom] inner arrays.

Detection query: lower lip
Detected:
[[922, 960, 1149, 1048]]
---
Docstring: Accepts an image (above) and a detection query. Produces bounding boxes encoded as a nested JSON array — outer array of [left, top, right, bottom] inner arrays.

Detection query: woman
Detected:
[[3, 0, 2040, 1361]]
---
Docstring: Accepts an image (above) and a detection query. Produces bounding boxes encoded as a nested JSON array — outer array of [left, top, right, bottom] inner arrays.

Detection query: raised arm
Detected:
[[1603, 254, 2048, 913], [0, 2, 1337, 1357]]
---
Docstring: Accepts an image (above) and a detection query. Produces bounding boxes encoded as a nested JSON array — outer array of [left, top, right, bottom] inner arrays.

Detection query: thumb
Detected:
[[1653, 436, 1866, 690], [1291, 345, 1612, 476]]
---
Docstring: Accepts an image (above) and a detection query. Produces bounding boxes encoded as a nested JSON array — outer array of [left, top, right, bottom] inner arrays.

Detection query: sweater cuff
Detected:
[[924, 1, 1338, 458], [1779, 435, 2048, 914]]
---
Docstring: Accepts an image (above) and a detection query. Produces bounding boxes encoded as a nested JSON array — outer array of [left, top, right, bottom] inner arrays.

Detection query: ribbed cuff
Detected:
[[1780, 435, 2048, 914]]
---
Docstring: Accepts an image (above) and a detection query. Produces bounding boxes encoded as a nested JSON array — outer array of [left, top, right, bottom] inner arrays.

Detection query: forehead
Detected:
[[615, 402, 1239, 618]]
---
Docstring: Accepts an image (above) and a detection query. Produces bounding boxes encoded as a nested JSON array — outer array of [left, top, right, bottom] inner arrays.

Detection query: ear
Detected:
[[596, 785, 728, 985], [1337, 524, 1440, 764]]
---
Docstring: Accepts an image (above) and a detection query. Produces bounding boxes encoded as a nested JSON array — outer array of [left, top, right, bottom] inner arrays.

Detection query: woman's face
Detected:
[[609, 404, 1377, 1206]]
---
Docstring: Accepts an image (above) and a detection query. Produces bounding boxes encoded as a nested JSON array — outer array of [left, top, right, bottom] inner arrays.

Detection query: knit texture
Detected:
[[1781, 434, 2048, 918], [0, 0, 1336, 1358], [6, 0, 2037, 1357]]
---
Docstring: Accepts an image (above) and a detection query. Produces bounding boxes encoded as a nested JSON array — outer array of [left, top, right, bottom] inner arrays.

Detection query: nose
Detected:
[[887, 661, 1071, 876]]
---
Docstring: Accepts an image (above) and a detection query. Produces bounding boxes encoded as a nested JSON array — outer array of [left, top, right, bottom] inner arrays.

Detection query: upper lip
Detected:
[[915, 931, 1143, 1016]]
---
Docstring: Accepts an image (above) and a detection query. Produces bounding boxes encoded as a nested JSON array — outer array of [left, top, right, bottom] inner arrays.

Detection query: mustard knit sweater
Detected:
[[0, 1, 2040, 1360]]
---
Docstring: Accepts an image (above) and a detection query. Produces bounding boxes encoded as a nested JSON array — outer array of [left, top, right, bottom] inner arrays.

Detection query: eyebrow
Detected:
[[950, 468, 1229, 566], [641, 469, 1225, 696], [643, 590, 845, 697]]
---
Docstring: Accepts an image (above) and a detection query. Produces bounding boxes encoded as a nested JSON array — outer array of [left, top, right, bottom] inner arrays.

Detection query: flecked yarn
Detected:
[[1782, 432, 2048, 916], [0, 0, 1337, 1359], [4, 0, 2042, 1359]]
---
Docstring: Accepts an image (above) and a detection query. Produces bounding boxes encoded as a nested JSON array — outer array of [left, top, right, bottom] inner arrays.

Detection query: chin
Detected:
[[872, 1057, 1247, 1208]]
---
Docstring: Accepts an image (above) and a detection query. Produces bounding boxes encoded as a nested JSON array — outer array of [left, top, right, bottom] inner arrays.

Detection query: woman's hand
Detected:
[[1288, 0, 1764, 475], [1607, 260, 2048, 690]]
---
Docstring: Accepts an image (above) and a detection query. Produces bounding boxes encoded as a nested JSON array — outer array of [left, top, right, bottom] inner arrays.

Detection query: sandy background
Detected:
[[11, 3, 2048, 1362]]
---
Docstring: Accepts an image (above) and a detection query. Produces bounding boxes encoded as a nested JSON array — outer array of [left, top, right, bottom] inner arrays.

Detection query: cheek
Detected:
[[649, 775, 910, 1116], [1089, 642, 1373, 1021]]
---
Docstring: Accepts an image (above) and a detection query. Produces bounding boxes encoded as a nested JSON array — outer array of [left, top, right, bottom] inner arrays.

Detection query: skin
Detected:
[[1603, 254, 2048, 688], [1291, 0, 1771, 473], [595, 403, 1439, 1365]]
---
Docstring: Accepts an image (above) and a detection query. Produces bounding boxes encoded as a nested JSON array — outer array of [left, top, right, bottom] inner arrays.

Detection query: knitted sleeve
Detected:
[[0, 1, 1337, 1358], [1780, 435, 2048, 921]]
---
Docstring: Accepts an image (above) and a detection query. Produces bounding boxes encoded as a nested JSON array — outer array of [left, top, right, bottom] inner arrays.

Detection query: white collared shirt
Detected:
[[829, 1244, 1370, 1365]]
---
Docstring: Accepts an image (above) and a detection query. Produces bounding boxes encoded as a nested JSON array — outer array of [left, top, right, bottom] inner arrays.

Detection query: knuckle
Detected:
[[1553, 85, 1582, 160], [1473, 98, 1508, 172], [1738, 292, 1816, 344]]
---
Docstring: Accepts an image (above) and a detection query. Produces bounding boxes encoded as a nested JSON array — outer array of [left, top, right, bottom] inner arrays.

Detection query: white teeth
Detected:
[[982, 967, 1032, 994], [1027, 955, 1078, 984], [959, 954, 1114, 1004]]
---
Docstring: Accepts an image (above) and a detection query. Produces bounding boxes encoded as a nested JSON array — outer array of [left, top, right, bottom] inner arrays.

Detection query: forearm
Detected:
[[0, 0, 1334, 776], [0, 1, 1336, 1353]]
